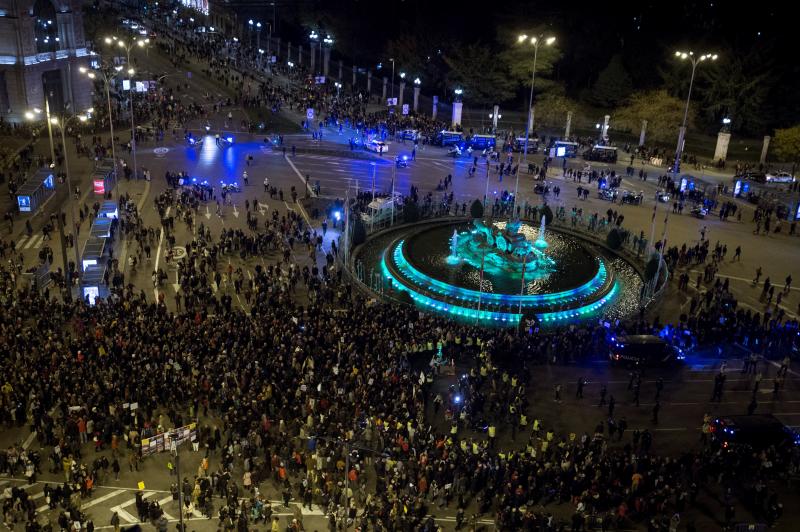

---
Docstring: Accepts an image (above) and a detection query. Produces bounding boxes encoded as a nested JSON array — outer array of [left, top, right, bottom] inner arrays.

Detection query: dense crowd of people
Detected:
[[2, 7, 800, 532]]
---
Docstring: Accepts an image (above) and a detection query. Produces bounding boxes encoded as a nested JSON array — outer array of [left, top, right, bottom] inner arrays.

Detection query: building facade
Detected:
[[0, 0, 92, 122]]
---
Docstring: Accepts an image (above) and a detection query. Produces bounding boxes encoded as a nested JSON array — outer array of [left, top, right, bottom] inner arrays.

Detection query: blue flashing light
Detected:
[[403, 155, 408, 161], [226, 136, 234, 143], [333, 210, 342, 221]]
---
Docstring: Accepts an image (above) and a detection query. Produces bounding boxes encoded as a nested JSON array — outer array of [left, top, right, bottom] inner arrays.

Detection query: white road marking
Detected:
[[24, 234, 43, 249], [153, 206, 172, 301], [81, 489, 128, 510], [22, 431, 37, 449]]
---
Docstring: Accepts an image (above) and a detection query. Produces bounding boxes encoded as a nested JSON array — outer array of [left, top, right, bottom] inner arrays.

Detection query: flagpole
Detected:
[[390, 163, 396, 226], [652, 210, 670, 299], [476, 249, 486, 324], [518, 252, 528, 315]]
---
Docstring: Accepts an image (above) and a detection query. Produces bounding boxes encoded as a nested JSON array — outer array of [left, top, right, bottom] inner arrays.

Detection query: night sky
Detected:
[[236, 0, 799, 129]]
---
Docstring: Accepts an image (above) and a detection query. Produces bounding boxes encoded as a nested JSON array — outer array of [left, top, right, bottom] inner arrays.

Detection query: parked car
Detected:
[[765, 171, 796, 184], [609, 335, 685, 367], [365, 139, 389, 154], [621, 190, 643, 205], [739, 171, 766, 183], [711, 415, 800, 450]]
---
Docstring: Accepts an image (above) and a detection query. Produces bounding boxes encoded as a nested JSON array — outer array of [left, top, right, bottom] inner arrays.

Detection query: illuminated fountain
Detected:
[[365, 217, 640, 327]]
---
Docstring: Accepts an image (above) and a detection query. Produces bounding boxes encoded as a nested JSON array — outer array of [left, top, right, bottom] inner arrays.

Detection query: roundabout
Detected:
[[357, 218, 644, 327]]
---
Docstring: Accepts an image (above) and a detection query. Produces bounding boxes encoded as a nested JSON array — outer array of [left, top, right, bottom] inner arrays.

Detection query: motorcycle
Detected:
[[185, 133, 203, 147], [220, 182, 241, 193], [598, 188, 617, 201], [395, 155, 410, 168], [448, 145, 472, 158]]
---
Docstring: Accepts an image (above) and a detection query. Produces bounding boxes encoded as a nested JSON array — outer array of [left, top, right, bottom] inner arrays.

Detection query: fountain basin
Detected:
[[356, 220, 643, 327]]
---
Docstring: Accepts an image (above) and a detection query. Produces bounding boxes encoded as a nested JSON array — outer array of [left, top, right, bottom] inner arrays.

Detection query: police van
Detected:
[[551, 140, 578, 158], [583, 145, 618, 163], [513, 137, 539, 153], [434, 130, 465, 147], [467, 134, 496, 150]]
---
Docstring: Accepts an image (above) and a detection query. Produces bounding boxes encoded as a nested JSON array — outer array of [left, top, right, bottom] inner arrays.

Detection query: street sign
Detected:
[[386, 97, 398, 106], [402, 104, 409, 115], [314, 76, 326, 84], [306, 108, 314, 121]]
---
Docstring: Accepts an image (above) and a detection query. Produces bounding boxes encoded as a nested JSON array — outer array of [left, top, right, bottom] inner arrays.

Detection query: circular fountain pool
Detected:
[[356, 219, 643, 327]]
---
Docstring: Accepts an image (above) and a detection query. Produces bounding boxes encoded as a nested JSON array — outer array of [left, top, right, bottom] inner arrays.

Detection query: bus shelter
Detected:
[[15, 169, 55, 213]]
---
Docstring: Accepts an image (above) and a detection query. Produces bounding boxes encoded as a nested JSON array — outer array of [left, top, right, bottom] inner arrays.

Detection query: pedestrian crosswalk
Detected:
[[16, 234, 46, 250], [0, 477, 326, 525]]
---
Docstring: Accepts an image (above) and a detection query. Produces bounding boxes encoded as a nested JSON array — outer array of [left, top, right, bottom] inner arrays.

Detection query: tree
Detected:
[[614, 90, 693, 144], [497, 30, 560, 87], [589, 55, 633, 108], [470, 199, 484, 219], [697, 50, 771, 136], [442, 44, 513, 106], [772, 126, 800, 166], [534, 93, 579, 129]]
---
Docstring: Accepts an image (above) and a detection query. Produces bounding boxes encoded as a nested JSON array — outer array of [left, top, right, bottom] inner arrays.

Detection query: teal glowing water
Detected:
[[367, 220, 639, 327]]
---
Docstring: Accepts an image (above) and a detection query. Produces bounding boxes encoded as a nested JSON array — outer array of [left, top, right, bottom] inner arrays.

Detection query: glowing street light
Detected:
[[413, 77, 421, 86], [671, 49, 719, 173], [514, 31, 556, 216]]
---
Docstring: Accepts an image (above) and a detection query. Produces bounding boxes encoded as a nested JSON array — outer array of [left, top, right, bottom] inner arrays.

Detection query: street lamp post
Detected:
[[51, 113, 90, 299], [323, 35, 333, 76], [514, 33, 556, 216], [107, 36, 149, 182], [309, 31, 319, 74], [80, 64, 122, 188], [389, 58, 395, 99], [44, 97, 56, 167], [671, 50, 718, 174], [25, 105, 55, 167]]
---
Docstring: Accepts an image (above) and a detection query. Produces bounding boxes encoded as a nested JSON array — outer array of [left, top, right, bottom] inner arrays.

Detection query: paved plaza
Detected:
[[2, 6, 800, 532]]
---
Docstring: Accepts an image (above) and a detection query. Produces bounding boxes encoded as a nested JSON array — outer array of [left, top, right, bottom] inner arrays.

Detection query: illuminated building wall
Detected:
[[0, 0, 92, 122], [181, 0, 208, 16]]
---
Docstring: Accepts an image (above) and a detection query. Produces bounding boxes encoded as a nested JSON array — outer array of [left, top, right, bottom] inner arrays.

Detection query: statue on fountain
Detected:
[[449, 217, 555, 274]]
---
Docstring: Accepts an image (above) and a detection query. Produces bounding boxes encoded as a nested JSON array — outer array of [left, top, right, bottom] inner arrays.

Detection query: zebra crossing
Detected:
[[15, 234, 47, 250], [0, 477, 325, 526]]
